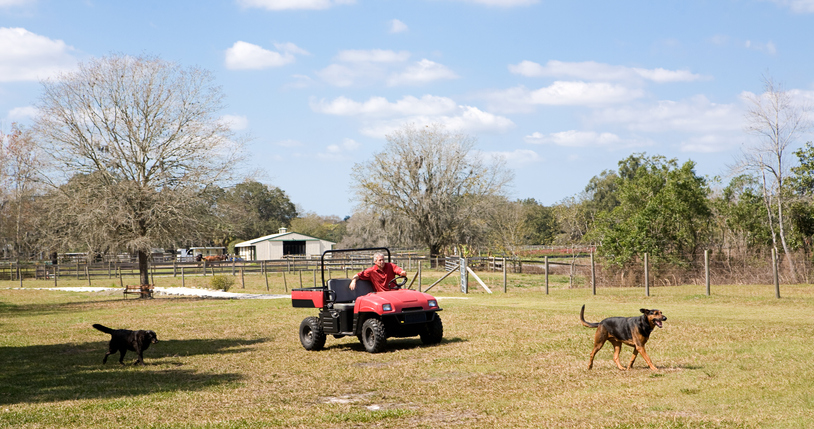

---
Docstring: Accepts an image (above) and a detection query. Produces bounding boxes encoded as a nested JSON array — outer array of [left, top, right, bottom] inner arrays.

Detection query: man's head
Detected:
[[373, 252, 385, 270]]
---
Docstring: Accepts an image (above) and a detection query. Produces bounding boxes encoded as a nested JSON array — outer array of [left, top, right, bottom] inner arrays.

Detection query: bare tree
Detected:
[[0, 124, 43, 260], [737, 76, 813, 282], [350, 123, 512, 260], [34, 54, 242, 285]]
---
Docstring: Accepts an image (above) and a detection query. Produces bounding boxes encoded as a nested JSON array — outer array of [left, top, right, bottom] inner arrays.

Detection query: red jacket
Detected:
[[357, 263, 404, 292]]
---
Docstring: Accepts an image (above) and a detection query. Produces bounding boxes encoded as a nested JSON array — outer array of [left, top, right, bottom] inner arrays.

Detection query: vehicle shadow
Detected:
[[0, 337, 267, 405], [327, 336, 467, 353]]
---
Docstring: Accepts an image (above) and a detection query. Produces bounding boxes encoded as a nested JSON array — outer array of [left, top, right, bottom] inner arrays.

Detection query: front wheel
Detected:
[[299, 316, 326, 351], [360, 318, 387, 353], [420, 314, 443, 345]]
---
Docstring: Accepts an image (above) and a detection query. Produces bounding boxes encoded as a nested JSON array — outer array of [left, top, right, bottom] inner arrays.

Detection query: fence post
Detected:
[[544, 256, 549, 295], [503, 257, 507, 293], [591, 251, 596, 296], [241, 268, 245, 288], [772, 248, 780, 299], [418, 261, 423, 292], [705, 249, 710, 296], [181, 267, 185, 288], [644, 253, 650, 297]]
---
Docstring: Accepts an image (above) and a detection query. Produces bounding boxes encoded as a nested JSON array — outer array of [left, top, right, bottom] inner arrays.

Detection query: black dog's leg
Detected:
[[118, 348, 127, 365]]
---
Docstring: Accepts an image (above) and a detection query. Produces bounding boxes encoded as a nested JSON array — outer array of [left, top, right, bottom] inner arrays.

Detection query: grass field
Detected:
[[1, 272, 813, 428]]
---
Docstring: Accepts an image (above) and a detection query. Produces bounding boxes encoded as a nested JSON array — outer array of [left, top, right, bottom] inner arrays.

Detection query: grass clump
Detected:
[[210, 275, 235, 291]]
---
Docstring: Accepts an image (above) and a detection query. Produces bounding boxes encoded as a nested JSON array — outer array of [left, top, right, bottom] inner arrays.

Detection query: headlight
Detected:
[[382, 304, 392, 312], [427, 300, 437, 308]]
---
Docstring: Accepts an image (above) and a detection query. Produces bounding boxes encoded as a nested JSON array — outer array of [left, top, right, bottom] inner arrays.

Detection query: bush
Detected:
[[210, 275, 235, 291]]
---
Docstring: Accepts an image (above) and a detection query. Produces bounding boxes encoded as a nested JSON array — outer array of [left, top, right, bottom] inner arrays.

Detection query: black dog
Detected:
[[92, 324, 158, 365], [580, 305, 666, 371]]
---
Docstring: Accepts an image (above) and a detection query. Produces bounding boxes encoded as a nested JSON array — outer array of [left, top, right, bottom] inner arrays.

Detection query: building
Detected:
[[233, 228, 335, 261]]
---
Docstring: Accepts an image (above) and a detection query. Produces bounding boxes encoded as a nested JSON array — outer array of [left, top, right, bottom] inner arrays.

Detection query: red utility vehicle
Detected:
[[291, 248, 443, 353]]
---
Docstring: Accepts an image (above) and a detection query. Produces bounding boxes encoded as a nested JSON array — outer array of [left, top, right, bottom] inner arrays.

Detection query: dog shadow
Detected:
[[0, 337, 267, 405]]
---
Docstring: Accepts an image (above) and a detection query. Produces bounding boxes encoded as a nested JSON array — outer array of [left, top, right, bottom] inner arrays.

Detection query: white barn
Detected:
[[234, 228, 335, 261]]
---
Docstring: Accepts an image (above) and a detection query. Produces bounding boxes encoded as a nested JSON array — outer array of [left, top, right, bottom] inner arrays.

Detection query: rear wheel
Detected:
[[299, 316, 326, 351], [360, 318, 387, 353], [420, 314, 443, 345]]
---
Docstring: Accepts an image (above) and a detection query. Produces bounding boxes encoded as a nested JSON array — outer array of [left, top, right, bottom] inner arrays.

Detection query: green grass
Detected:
[[1, 274, 813, 428]]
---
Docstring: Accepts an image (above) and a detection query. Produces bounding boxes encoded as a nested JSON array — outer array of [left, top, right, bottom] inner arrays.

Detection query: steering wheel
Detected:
[[389, 275, 408, 290]]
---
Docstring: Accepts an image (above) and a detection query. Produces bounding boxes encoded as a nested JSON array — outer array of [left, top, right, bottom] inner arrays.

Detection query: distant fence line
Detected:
[[2, 249, 808, 298]]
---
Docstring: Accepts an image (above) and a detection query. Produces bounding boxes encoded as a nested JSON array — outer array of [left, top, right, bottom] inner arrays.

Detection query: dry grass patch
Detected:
[[1, 280, 813, 428]]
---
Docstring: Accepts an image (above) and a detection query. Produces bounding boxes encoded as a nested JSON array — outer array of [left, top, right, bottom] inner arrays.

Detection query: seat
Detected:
[[328, 279, 374, 311]]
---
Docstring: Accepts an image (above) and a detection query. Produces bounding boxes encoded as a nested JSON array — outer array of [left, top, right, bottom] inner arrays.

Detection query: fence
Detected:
[[2, 248, 809, 298]]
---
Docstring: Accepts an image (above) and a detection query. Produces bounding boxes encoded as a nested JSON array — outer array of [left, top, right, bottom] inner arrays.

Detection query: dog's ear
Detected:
[[640, 308, 649, 314]]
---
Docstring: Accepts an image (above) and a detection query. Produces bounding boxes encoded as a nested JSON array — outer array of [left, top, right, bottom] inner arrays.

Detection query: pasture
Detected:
[[1, 274, 812, 428]]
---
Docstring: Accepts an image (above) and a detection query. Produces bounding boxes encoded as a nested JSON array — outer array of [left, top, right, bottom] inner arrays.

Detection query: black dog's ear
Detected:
[[640, 308, 649, 314]]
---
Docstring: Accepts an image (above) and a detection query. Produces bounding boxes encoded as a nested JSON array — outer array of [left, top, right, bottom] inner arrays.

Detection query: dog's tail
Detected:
[[580, 305, 599, 328], [92, 324, 114, 334]]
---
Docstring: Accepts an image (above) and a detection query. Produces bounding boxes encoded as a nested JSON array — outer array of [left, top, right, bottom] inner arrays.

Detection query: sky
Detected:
[[2, 0, 814, 218]]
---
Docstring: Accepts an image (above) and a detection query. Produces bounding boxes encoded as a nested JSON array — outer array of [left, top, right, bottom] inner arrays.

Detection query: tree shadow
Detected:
[[0, 337, 268, 405]]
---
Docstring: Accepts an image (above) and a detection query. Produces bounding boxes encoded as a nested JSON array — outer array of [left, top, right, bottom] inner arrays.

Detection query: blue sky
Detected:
[[2, 0, 814, 218]]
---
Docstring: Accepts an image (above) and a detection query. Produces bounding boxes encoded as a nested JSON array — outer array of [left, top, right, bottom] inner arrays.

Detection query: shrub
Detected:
[[210, 275, 235, 291]]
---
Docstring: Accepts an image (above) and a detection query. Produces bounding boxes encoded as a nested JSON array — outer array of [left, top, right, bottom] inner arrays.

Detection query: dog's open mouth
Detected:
[[654, 319, 663, 328]]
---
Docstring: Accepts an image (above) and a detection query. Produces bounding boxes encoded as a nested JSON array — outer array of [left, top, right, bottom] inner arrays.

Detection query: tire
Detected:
[[420, 314, 443, 345], [299, 316, 326, 351], [360, 318, 387, 353]]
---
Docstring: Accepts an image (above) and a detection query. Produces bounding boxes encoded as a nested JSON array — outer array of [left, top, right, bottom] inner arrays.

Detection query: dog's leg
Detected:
[[102, 351, 112, 364], [627, 348, 638, 369], [588, 328, 608, 369], [636, 345, 657, 370], [118, 349, 127, 365], [609, 339, 626, 370]]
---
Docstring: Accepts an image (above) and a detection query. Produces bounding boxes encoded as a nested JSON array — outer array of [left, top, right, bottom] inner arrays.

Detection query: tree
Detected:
[[520, 198, 558, 245], [736, 76, 812, 282], [290, 212, 347, 243], [350, 123, 512, 259], [0, 124, 43, 259], [594, 154, 711, 268], [34, 54, 242, 285], [214, 181, 297, 243]]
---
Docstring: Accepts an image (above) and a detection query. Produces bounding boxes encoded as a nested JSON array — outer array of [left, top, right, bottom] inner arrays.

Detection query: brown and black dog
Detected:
[[580, 305, 666, 371], [93, 324, 158, 365]]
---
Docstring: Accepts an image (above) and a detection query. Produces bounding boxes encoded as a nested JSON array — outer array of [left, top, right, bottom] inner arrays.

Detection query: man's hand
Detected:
[[349, 276, 357, 290]]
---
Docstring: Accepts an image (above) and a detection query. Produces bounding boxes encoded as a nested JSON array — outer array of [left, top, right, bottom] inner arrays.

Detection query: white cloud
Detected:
[[386, 59, 458, 86], [680, 134, 736, 153], [317, 51, 457, 87], [454, 0, 539, 6], [6, 106, 37, 122], [590, 95, 743, 134], [220, 114, 249, 131], [0, 27, 77, 82], [524, 130, 621, 147], [225, 41, 307, 70], [236, 0, 355, 10], [768, 0, 814, 13], [312, 94, 513, 137], [480, 149, 542, 166], [508, 60, 706, 83], [389, 19, 408, 33], [0, 0, 34, 6], [335, 49, 410, 63], [485, 81, 645, 112], [319, 138, 362, 160], [744, 40, 777, 55], [275, 139, 303, 147], [523, 130, 650, 149], [311, 95, 458, 117]]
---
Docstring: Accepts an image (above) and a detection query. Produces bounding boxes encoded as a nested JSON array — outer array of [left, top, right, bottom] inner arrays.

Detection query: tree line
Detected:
[[1, 55, 811, 285]]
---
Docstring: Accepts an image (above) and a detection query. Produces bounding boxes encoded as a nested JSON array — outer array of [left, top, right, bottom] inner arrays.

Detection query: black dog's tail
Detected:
[[92, 324, 114, 334], [580, 305, 599, 328]]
